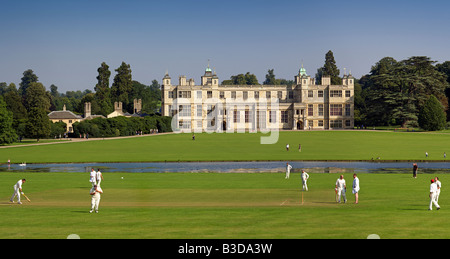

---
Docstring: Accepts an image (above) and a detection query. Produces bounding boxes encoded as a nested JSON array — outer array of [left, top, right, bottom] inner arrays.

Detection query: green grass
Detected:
[[0, 171, 447, 239], [1, 131, 450, 163]]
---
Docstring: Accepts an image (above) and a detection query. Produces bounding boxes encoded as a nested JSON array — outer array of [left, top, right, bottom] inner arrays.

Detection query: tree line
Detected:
[[0, 62, 168, 144]]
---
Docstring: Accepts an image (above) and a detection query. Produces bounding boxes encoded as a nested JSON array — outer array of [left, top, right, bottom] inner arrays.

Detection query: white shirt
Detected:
[[301, 172, 309, 181], [336, 178, 346, 189], [14, 179, 23, 190], [436, 180, 442, 190], [286, 164, 292, 173], [90, 170, 97, 182], [430, 183, 438, 193], [96, 171, 102, 182], [352, 177, 360, 191]]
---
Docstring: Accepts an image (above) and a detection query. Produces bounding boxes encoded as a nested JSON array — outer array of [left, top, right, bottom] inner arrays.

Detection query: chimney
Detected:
[[134, 99, 142, 114], [63, 104, 66, 111], [84, 102, 91, 118]]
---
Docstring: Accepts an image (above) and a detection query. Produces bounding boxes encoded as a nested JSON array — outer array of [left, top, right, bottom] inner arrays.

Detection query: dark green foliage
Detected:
[[0, 96, 18, 144], [418, 95, 446, 131]]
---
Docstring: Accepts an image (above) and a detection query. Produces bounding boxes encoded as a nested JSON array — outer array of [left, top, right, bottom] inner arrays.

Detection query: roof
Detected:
[[48, 110, 82, 120]]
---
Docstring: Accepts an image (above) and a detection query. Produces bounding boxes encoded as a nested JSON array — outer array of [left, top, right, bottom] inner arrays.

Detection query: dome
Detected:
[[299, 65, 307, 76]]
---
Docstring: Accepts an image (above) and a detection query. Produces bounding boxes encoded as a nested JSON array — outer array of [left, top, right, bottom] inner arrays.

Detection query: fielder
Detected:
[[429, 179, 440, 210], [96, 168, 104, 188], [435, 177, 441, 203], [285, 163, 292, 179], [335, 175, 347, 203], [301, 170, 310, 191], [90, 168, 97, 187], [90, 184, 103, 213], [352, 173, 360, 204], [10, 179, 26, 204]]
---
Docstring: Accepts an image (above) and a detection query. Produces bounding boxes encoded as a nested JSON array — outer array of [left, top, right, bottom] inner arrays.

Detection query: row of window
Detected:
[[178, 119, 352, 129], [168, 90, 352, 99]]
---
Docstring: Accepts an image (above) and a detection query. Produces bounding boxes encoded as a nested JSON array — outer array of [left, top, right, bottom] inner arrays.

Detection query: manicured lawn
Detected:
[[1, 131, 450, 163], [0, 171, 447, 239]]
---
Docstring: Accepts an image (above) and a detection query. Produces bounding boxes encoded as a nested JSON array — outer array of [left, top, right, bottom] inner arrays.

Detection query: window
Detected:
[[277, 91, 282, 99], [330, 104, 342, 116], [178, 120, 191, 129], [288, 90, 294, 99], [308, 90, 313, 98], [168, 91, 174, 98], [231, 91, 236, 99], [318, 104, 324, 116], [219, 91, 224, 99], [254, 91, 259, 99], [178, 91, 191, 98], [330, 90, 342, 97], [345, 90, 351, 97], [207, 91, 212, 98], [196, 91, 202, 99], [197, 105, 202, 117], [345, 104, 351, 116], [308, 120, 313, 128], [266, 91, 271, 99], [197, 121, 202, 128], [318, 120, 324, 127], [318, 90, 324, 98], [178, 105, 191, 117], [233, 110, 240, 123], [281, 111, 288, 123], [330, 120, 342, 128], [308, 104, 313, 116], [245, 109, 252, 123], [243, 91, 248, 100], [269, 110, 276, 123], [345, 120, 351, 127]]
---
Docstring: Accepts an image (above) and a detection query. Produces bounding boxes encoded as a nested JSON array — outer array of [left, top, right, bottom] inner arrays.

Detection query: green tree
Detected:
[[94, 62, 113, 116], [24, 82, 51, 140], [318, 50, 341, 85], [0, 96, 18, 144], [111, 62, 133, 108], [418, 95, 446, 131], [19, 69, 39, 96], [263, 69, 278, 85]]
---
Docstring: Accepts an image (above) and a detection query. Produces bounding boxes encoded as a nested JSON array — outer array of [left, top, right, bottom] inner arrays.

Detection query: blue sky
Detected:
[[1, 0, 450, 92]]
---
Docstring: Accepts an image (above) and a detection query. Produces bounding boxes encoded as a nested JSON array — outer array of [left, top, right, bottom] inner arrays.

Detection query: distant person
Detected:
[[413, 163, 418, 178], [90, 184, 103, 213], [10, 179, 26, 204], [352, 173, 360, 204], [435, 177, 442, 203], [426, 152, 428, 158], [285, 163, 292, 179], [298, 144, 301, 152], [335, 175, 347, 203], [444, 152, 446, 159], [192, 134, 195, 140], [286, 144, 289, 151], [96, 169, 104, 189], [429, 179, 440, 211], [301, 170, 309, 191], [90, 168, 97, 187]]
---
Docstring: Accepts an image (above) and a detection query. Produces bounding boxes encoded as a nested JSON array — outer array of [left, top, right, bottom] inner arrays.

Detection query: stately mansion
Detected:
[[161, 64, 354, 132]]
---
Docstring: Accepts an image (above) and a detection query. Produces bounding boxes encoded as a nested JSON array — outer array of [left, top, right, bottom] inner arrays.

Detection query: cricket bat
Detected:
[[22, 193, 31, 202]]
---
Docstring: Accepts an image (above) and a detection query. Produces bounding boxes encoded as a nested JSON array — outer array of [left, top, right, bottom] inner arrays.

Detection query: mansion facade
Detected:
[[161, 65, 354, 132]]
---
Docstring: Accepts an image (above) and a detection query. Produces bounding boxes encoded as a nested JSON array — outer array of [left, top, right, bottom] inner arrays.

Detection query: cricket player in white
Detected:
[[285, 163, 292, 179], [335, 175, 347, 203], [435, 177, 441, 203], [10, 179, 26, 204], [96, 169, 104, 188], [352, 173, 360, 204], [90, 168, 97, 187], [429, 179, 440, 210], [301, 170, 309, 191], [90, 184, 103, 213]]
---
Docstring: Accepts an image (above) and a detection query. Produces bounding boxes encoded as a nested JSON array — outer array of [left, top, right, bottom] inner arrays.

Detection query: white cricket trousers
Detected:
[[429, 193, 440, 210], [337, 188, 346, 203], [302, 180, 308, 191], [10, 187, 21, 203], [91, 193, 101, 212]]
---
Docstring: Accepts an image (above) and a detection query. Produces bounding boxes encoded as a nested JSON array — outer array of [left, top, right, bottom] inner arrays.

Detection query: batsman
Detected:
[[10, 179, 26, 204]]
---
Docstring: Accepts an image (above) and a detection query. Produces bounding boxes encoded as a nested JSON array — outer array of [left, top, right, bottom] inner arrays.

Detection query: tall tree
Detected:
[[24, 82, 51, 140], [418, 95, 446, 131], [263, 69, 278, 85], [111, 62, 133, 110], [318, 50, 341, 85], [94, 62, 113, 116], [19, 69, 39, 96], [0, 96, 18, 144]]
